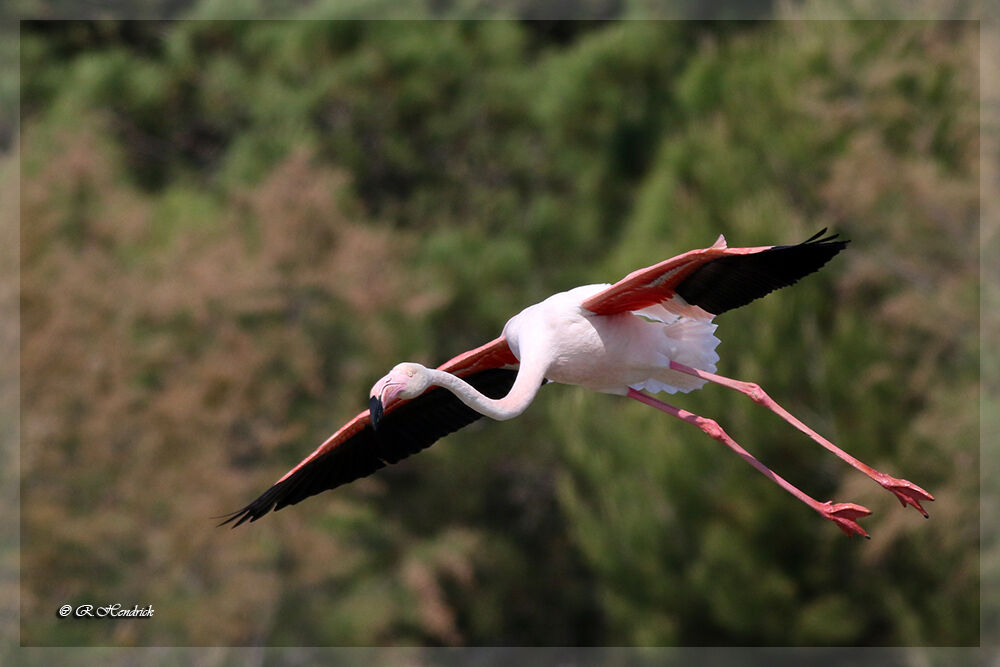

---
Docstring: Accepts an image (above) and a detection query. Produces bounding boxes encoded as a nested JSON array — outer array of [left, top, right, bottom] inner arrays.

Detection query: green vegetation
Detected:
[[19, 18, 978, 646]]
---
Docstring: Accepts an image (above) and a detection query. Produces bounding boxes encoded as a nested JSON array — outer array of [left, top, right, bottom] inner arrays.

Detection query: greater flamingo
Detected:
[[221, 229, 932, 537]]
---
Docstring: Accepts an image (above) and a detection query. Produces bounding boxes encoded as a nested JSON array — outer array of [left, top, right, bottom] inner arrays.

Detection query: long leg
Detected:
[[668, 360, 933, 516], [627, 388, 871, 538]]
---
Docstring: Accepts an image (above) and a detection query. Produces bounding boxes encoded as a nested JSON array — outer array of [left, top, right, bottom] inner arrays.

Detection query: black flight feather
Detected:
[[219, 368, 522, 527], [674, 228, 848, 316]]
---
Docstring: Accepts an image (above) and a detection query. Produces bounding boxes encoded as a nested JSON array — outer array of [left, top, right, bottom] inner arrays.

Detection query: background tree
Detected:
[[18, 16, 979, 646]]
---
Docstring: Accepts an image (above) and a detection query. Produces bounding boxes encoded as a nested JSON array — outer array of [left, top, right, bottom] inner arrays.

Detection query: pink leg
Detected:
[[627, 388, 872, 538], [668, 361, 933, 516]]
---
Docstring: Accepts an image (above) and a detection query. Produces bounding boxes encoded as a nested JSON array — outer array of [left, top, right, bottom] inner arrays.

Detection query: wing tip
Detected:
[[214, 508, 254, 528], [800, 227, 850, 248], [214, 484, 284, 528], [214, 506, 263, 528]]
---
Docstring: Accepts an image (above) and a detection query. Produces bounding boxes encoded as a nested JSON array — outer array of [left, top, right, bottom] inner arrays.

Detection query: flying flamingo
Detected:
[[221, 229, 932, 537]]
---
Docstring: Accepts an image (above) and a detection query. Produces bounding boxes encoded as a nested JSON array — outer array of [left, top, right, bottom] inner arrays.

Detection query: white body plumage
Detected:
[[501, 284, 721, 396]]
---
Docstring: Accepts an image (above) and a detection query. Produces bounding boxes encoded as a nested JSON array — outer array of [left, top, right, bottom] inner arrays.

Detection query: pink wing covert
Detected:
[[438, 335, 519, 377], [582, 235, 768, 317]]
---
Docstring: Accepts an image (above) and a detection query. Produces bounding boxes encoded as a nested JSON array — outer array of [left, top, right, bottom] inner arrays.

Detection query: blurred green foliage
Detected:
[[18, 17, 978, 647]]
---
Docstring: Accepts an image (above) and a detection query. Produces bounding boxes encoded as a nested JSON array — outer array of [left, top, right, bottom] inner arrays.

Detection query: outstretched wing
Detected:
[[220, 337, 519, 526], [437, 335, 519, 376], [581, 229, 848, 318]]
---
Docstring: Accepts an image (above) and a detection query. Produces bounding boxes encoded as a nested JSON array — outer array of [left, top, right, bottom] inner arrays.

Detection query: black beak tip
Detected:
[[369, 396, 384, 430]]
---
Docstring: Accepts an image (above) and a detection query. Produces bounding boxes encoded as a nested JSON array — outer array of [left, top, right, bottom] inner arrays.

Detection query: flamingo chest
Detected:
[[542, 314, 659, 391], [502, 287, 662, 394]]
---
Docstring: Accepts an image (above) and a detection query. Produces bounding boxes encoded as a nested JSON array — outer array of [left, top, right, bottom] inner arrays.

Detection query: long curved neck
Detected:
[[426, 361, 546, 421]]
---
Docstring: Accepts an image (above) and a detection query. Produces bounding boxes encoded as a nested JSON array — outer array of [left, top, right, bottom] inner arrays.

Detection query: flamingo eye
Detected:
[[407, 369, 415, 377]]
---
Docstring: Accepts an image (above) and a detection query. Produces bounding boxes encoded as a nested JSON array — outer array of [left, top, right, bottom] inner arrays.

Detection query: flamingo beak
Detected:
[[369, 377, 403, 431], [369, 395, 385, 430]]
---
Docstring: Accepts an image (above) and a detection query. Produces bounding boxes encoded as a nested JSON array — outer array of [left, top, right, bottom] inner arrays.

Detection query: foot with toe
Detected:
[[818, 501, 872, 538], [876, 474, 934, 517]]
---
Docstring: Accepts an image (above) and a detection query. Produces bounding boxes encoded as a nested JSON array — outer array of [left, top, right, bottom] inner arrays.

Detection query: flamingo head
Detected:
[[368, 363, 432, 430]]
